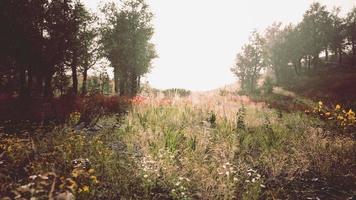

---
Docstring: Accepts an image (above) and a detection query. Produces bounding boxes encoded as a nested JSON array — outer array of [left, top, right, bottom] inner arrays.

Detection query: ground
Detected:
[[1, 84, 355, 199]]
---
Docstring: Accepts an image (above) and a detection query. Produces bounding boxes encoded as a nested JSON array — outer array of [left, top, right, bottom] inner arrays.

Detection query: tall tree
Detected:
[[346, 7, 356, 66], [299, 3, 330, 68], [100, 0, 156, 96], [329, 8, 346, 65], [67, 0, 97, 95], [231, 31, 266, 92]]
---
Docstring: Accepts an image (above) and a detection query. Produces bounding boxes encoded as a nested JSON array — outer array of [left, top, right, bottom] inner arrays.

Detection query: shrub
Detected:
[[260, 76, 275, 95], [162, 88, 191, 98], [0, 94, 131, 125]]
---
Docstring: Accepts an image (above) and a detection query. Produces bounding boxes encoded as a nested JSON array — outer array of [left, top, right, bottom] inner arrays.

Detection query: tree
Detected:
[[299, 3, 330, 68], [100, 0, 156, 96], [329, 8, 346, 65], [231, 31, 266, 92], [67, 0, 98, 95], [346, 7, 356, 66], [0, 0, 99, 98]]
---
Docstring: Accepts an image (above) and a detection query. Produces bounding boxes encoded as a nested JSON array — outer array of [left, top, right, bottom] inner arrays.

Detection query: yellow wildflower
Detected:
[[71, 169, 84, 178], [347, 109, 355, 117], [71, 170, 79, 178], [66, 178, 77, 192], [88, 168, 95, 174], [82, 186, 89, 193], [90, 175, 99, 184], [335, 104, 341, 110]]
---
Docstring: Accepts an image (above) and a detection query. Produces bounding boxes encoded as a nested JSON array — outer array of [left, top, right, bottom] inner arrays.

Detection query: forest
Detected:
[[0, 0, 355, 199]]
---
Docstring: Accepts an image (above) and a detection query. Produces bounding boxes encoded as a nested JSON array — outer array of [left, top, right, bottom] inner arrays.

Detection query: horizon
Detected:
[[84, 0, 355, 91]]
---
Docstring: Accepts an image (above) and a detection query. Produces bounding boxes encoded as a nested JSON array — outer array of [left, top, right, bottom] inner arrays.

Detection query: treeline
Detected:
[[162, 88, 191, 97], [232, 3, 356, 92], [0, 0, 155, 99]]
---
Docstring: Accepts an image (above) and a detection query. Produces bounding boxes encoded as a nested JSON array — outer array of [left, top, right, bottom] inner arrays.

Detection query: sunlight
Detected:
[[84, 0, 355, 91]]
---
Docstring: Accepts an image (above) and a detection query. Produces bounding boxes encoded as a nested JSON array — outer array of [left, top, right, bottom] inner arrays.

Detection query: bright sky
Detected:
[[84, 0, 356, 91]]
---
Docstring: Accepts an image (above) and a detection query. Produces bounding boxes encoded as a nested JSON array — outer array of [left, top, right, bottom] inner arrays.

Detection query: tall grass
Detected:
[[1, 94, 354, 199]]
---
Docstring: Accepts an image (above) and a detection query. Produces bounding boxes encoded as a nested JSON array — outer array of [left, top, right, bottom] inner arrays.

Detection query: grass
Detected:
[[0, 92, 355, 199]]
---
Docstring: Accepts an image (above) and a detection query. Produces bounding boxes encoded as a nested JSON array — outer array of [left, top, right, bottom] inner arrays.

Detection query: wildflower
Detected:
[[66, 178, 77, 191], [318, 101, 323, 106], [335, 104, 341, 110], [90, 176, 99, 184], [80, 185, 89, 193], [71, 170, 79, 178], [325, 112, 331, 116], [88, 168, 95, 174], [347, 109, 355, 117]]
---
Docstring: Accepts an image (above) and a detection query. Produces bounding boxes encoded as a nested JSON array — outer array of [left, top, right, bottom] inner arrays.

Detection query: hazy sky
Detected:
[[84, 0, 356, 91]]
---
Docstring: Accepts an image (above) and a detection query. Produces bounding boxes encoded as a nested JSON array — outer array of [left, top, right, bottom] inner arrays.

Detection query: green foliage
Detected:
[[219, 89, 229, 96], [232, 3, 356, 88], [0, 0, 99, 98], [100, 0, 157, 96], [163, 88, 191, 98], [236, 104, 246, 131], [231, 31, 266, 92], [1, 97, 355, 199], [207, 111, 217, 128], [260, 76, 275, 94], [86, 72, 112, 95]]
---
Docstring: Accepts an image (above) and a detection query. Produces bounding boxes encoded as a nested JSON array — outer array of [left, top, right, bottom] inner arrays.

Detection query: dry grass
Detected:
[[0, 90, 355, 199]]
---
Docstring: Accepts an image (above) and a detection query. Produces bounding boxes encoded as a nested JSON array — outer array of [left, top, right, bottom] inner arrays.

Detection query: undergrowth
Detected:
[[0, 96, 355, 199]]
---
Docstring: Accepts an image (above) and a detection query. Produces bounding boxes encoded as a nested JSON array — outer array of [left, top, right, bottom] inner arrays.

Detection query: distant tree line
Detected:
[[232, 3, 356, 92], [163, 88, 191, 98], [0, 0, 155, 99]]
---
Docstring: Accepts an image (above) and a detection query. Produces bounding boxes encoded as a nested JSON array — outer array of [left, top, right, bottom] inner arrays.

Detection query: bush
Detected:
[[0, 95, 131, 124], [162, 88, 191, 98], [260, 76, 275, 95]]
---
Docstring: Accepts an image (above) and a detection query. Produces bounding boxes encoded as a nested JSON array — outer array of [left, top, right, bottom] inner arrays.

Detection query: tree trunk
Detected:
[[28, 66, 33, 97], [114, 66, 119, 94], [19, 66, 27, 98], [325, 48, 328, 62], [137, 76, 141, 93], [313, 54, 319, 68], [338, 48, 342, 65], [294, 59, 301, 75], [130, 73, 138, 96], [119, 78, 126, 96], [44, 73, 53, 99], [71, 54, 78, 95], [352, 40, 355, 67], [81, 67, 88, 95]]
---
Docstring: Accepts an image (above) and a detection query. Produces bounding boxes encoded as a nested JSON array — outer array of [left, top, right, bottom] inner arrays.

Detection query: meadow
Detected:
[[1, 89, 355, 199]]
